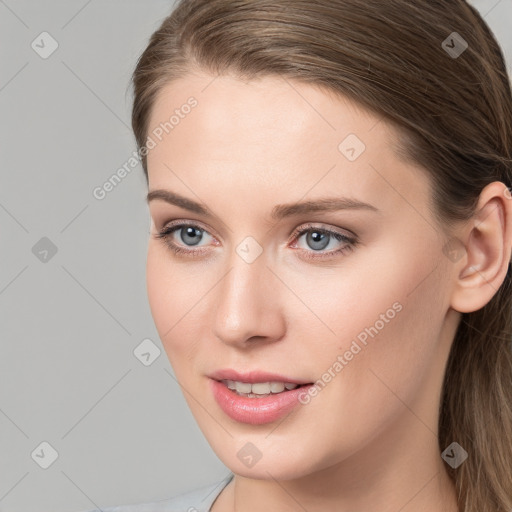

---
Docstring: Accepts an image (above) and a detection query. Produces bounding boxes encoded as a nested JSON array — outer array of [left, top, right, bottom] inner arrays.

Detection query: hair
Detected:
[[130, 1, 512, 510]]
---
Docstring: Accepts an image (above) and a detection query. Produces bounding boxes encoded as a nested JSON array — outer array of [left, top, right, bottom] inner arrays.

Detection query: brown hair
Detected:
[[130, 1, 512, 510]]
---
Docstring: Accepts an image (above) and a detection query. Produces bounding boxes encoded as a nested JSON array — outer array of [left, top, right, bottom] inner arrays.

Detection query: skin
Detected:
[[144, 70, 512, 512]]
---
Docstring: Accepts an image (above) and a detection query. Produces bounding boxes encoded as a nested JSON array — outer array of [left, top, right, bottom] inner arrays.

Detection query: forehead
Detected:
[[146, 72, 432, 219], [148, 72, 379, 150]]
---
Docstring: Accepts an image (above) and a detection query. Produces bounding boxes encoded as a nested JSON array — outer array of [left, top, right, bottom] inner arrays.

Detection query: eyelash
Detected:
[[153, 221, 358, 261]]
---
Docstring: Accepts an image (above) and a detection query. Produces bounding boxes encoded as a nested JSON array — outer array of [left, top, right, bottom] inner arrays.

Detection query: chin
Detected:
[[226, 455, 316, 481], [202, 428, 332, 481]]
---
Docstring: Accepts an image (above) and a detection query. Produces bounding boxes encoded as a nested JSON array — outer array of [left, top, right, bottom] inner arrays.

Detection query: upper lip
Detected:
[[208, 369, 312, 385]]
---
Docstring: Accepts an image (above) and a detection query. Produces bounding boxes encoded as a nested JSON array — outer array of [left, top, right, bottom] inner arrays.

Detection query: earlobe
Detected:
[[449, 181, 512, 314]]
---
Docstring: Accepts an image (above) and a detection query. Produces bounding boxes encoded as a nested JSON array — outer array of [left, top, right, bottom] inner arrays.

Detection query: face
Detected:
[[145, 71, 460, 480]]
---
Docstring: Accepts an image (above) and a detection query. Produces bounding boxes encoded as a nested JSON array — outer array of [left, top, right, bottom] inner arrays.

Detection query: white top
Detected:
[[80, 473, 234, 512]]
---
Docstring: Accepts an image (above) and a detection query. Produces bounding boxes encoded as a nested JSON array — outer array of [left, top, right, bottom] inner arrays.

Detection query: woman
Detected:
[[87, 0, 512, 510]]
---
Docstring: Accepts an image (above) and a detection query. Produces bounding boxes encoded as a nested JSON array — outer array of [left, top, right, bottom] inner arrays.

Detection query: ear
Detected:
[[449, 181, 512, 314]]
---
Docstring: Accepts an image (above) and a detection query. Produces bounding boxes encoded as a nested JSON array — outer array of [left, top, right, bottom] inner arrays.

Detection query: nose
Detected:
[[212, 248, 287, 349]]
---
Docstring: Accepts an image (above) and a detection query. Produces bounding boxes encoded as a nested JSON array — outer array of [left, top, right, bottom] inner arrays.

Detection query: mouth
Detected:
[[208, 370, 315, 425], [219, 379, 310, 398]]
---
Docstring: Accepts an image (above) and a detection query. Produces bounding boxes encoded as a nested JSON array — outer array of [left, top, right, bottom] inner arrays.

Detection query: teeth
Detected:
[[270, 382, 285, 393], [235, 381, 252, 394], [251, 382, 272, 394], [223, 380, 300, 396]]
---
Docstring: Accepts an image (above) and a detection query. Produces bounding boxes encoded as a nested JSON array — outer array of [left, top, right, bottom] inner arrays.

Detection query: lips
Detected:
[[208, 369, 314, 424], [208, 368, 312, 385]]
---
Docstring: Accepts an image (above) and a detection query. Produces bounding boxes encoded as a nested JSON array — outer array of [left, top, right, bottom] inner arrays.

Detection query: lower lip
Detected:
[[210, 379, 313, 425]]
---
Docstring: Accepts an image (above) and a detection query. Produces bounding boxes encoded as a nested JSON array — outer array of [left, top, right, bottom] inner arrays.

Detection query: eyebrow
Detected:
[[146, 189, 379, 220]]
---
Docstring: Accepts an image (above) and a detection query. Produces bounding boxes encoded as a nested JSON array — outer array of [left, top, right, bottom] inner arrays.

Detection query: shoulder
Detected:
[[79, 473, 234, 512]]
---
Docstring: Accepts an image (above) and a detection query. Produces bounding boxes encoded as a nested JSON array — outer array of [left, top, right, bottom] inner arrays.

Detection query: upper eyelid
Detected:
[[291, 222, 355, 240], [159, 219, 215, 239], [159, 220, 355, 245]]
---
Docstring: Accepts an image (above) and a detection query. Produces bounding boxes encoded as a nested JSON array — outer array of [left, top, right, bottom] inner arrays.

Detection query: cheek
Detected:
[[275, 256, 447, 470], [318, 232, 443, 350], [146, 244, 228, 379], [146, 246, 200, 366], [304, 241, 447, 421], [279, 250, 413, 358], [295, 233, 443, 375]]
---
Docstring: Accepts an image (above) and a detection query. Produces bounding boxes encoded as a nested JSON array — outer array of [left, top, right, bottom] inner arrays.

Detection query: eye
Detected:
[[153, 221, 215, 257], [153, 221, 358, 260], [289, 223, 357, 260]]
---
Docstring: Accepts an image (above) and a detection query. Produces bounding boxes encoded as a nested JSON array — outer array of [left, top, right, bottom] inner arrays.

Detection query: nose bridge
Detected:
[[218, 249, 267, 327], [212, 243, 284, 345]]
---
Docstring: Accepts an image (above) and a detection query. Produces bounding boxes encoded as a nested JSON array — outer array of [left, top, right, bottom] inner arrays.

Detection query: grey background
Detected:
[[0, 1, 511, 511]]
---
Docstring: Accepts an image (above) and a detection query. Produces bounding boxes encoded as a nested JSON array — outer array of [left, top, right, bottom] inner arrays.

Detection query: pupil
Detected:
[[182, 226, 202, 246], [308, 231, 329, 250]]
